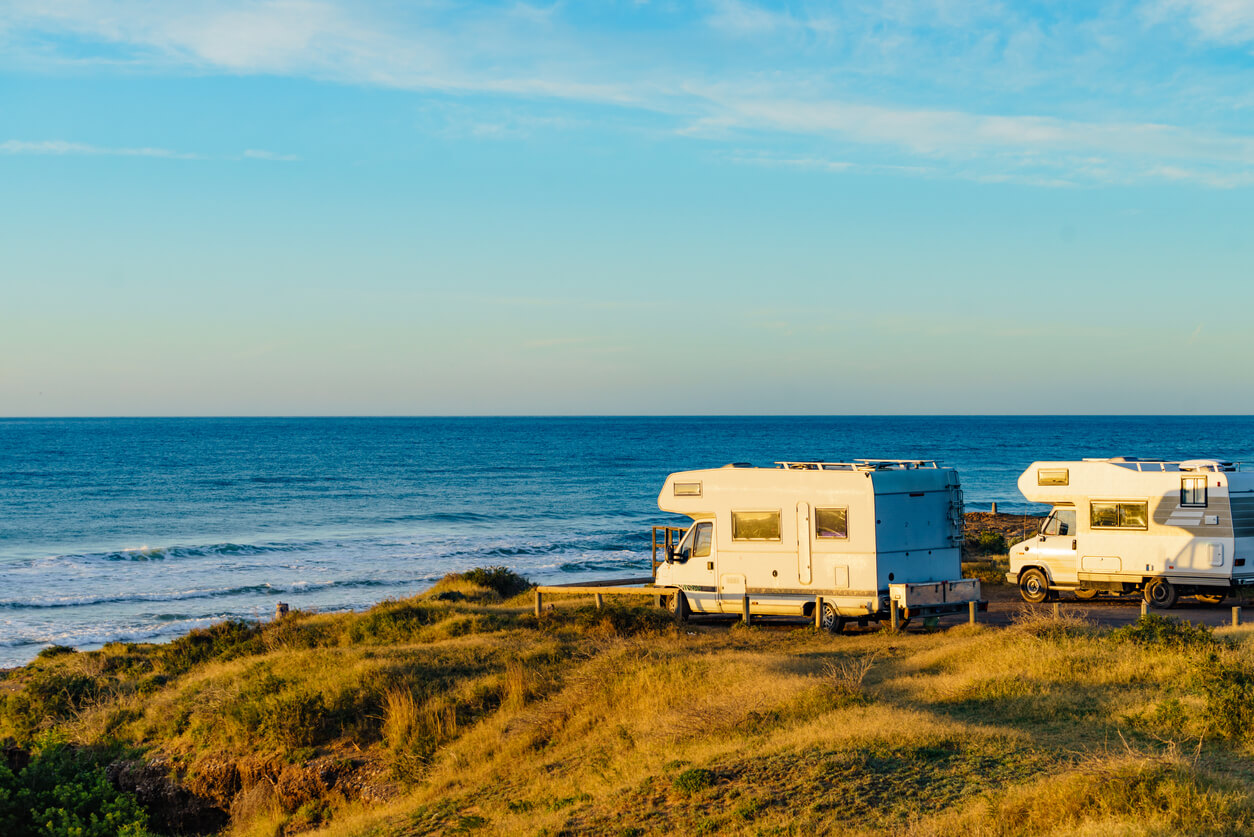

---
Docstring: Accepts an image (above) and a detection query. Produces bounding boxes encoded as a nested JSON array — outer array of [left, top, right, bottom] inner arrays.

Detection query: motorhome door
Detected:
[[1036, 506, 1079, 584], [674, 521, 718, 611]]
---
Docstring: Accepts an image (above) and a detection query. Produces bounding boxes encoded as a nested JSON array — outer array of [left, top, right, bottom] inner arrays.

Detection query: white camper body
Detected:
[[1008, 457, 1254, 608], [653, 460, 980, 628]]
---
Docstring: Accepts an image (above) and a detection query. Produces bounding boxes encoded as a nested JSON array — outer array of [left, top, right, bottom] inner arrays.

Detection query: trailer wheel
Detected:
[[818, 602, 844, 634], [1196, 593, 1225, 605], [1018, 569, 1051, 604], [1074, 589, 1099, 601], [665, 591, 689, 622], [1144, 578, 1178, 609]]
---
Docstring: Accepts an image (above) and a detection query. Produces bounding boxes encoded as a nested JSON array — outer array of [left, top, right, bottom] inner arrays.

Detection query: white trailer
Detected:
[[1007, 457, 1254, 608], [653, 459, 982, 631]]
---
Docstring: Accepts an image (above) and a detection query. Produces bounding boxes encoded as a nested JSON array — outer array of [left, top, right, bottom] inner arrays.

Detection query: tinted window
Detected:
[[1090, 501, 1148, 529], [731, 511, 781, 541], [815, 508, 848, 539]]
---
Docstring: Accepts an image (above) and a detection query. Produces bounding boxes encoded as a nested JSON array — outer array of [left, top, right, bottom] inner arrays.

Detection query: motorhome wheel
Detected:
[[1018, 569, 1051, 604], [1074, 589, 1098, 601], [818, 602, 844, 634], [665, 591, 689, 622], [1144, 578, 1178, 609], [1196, 593, 1225, 605]]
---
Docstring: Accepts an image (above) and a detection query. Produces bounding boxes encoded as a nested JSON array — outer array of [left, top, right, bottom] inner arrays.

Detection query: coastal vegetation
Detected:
[[5, 558, 1254, 835]]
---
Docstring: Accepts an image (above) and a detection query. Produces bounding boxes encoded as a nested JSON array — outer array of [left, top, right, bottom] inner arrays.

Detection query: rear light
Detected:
[[1237, 559, 1246, 567]]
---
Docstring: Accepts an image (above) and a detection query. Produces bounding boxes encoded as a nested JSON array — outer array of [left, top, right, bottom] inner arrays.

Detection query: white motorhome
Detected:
[[652, 459, 981, 631], [1008, 457, 1254, 608]]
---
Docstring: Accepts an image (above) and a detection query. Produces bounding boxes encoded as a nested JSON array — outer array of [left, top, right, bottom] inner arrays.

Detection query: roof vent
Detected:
[[1180, 459, 1236, 472]]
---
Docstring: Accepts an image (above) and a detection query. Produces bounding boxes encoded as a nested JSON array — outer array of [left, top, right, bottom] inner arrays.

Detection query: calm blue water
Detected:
[[2, 416, 1252, 666]]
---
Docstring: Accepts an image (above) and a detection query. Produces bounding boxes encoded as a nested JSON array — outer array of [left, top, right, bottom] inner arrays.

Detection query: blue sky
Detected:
[[3, 0, 1254, 415]]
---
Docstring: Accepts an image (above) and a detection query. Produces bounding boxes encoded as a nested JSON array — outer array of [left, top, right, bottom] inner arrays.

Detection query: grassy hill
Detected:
[[5, 565, 1254, 836]]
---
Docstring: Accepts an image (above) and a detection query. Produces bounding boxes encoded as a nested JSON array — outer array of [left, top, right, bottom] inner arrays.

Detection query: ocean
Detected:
[[2, 416, 1251, 667]]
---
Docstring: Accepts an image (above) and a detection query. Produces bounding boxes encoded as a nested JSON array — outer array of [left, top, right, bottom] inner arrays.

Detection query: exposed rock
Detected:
[[107, 758, 229, 835]]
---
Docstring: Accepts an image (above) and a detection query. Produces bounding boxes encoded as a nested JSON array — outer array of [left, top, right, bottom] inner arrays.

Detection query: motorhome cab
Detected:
[[1008, 457, 1254, 608], [653, 460, 981, 631]]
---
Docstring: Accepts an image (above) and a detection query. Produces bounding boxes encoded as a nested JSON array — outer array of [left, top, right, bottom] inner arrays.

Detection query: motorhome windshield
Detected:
[[1041, 508, 1076, 536]]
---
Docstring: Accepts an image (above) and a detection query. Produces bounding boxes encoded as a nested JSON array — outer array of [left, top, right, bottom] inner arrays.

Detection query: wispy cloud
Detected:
[[242, 149, 299, 161], [0, 139, 301, 163], [1159, 0, 1254, 44], [5, 1, 1254, 187], [0, 139, 202, 159]]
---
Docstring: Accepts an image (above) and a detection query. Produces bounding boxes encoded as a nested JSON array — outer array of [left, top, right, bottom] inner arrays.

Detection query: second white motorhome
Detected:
[[652, 459, 981, 631], [1008, 457, 1254, 607]]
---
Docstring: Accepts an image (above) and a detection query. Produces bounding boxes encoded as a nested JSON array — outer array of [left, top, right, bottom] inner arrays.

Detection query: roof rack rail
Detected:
[[775, 459, 941, 471]]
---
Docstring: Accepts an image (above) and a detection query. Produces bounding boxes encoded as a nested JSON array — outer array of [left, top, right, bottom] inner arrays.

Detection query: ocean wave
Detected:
[[45, 540, 318, 564], [0, 615, 235, 652], [0, 576, 402, 610]]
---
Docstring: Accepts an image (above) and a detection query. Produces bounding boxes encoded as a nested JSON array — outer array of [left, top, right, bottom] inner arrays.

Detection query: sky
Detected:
[[2, 0, 1254, 416]]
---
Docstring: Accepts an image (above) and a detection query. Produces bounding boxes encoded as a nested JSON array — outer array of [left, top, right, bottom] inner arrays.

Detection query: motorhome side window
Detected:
[[1089, 501, 1148, 530], [731, 510, 781, 541], [814, 508, 848, 538], [1042, 508, 1076, 536], [1181, 477, 1208, 507]]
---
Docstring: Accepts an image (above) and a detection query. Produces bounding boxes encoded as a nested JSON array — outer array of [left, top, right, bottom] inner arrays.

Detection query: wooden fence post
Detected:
[[890, 600, 899, 632], [815, 596, 823, 629], [1140, 599, 1148, 618], [1234, 606, 1241, 628], [594, 593, 604, 610], [968, 600, 977, 625], [742, 594, 751, 625], [534, 589, 542, 618]]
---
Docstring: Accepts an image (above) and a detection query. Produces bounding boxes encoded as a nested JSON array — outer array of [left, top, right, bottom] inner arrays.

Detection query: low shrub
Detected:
[[261, 690, 329, 748], [672, 767, 716, 795], [461, 566, 532, 599], [964, 530, 1008, 557], [346, 601, 441, 644], [0, 737, 153, 836], [2, 669, 102, 742], [158, 619, 263, 674], [34, 646, 77, 661], [1198, 653, 1254, 741], [1112, 614, 1217, 650]]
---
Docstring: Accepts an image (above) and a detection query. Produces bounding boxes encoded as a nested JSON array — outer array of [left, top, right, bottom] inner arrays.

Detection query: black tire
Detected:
[[1018, 569, 1051, 604], [666, 591, 689, 622], [818, 602, 843, 634], [1196, 593, 1226, 605], [1144, 578, 1178, 609], [1074, 588, 1099, 601]]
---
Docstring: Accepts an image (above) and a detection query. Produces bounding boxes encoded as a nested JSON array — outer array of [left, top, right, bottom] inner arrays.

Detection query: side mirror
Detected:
[[665, 544, 675, 563], [1038, 535, 1046, 542]]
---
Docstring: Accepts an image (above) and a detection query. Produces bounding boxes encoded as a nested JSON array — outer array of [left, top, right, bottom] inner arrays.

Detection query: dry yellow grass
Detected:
[[4, 579, 1254, 837]]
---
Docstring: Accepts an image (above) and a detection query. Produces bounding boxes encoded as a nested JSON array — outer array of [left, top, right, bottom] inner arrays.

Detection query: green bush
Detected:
[[1112, 615, 1217, 649], [34, 646, 77, 661], [158, 619, 262, 674], [1199, 653, 1254, 740], [0, 738, 153, 836], [672, 767, 715, 794], [461, 566, 532, 599], [964, 530, 1007, 556], [262, 690, 329, 748], [2, 669, 102, 742]]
